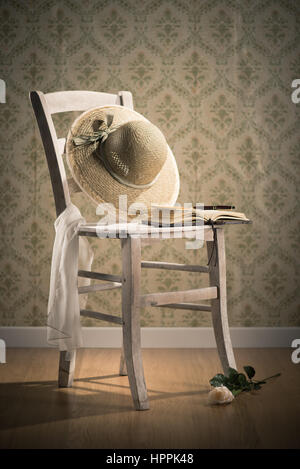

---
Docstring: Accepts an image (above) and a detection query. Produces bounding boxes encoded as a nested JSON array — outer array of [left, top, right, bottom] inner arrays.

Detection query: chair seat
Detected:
[[78, 222, 213, 239]]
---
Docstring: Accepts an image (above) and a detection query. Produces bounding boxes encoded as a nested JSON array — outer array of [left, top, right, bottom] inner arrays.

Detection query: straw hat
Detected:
[[66, 105, 179, 212]]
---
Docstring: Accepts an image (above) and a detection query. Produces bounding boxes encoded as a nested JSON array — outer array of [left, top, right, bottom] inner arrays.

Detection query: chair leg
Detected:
[[58, 350, 76, 387], [207, 227, 237, 374], [119, 344, 127, 376], [121, 236, 149, 410]]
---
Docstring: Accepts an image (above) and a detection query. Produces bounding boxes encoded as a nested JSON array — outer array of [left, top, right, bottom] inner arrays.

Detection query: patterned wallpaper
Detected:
[[0, 0, 299, 327]]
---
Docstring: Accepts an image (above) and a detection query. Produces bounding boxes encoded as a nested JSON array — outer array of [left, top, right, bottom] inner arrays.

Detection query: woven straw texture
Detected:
[[66, 105, 178, 209]]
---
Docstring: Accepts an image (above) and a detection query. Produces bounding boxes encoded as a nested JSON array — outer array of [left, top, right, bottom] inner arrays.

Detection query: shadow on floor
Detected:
[[0, 374, 207, 431]]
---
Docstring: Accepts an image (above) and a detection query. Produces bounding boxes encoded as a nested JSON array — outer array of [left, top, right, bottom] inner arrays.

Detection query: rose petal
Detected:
[[208, 385, 234, 405]]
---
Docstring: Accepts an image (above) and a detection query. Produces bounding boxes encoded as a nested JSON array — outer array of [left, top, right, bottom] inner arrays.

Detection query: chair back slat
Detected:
[[57, 138, 66, 156], [45, 90, 121, 114], [118, 90, 133, 109], [30, 89, 133, 217]]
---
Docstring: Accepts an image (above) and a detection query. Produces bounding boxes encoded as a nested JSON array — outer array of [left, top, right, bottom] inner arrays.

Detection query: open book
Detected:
[[142, 205, 250, 227]]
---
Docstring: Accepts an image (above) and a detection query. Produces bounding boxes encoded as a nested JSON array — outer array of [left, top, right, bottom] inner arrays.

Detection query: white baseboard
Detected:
[[0, 326, 299, 348]]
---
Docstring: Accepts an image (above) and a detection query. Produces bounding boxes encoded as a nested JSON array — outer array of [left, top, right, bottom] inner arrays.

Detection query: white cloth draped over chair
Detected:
[[47, 203, 93, 352]]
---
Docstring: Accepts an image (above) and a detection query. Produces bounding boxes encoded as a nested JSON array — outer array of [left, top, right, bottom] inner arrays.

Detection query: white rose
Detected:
[[208, 385, 234, 405]]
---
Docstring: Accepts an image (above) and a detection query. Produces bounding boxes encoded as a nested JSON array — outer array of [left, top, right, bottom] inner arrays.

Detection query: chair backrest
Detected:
[[30, 90, 134, 217]]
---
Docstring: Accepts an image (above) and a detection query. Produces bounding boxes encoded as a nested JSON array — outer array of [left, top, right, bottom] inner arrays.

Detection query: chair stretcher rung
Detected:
[[80, 309, 123, 325], [78, 282, 121, 294], [140, 286, 218, 307], [157, 303, 212, 312], [78, 270, 122, 283], [141, 261, 209, 273]]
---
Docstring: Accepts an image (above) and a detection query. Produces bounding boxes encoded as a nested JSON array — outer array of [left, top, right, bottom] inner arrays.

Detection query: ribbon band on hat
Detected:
[[72, 115, 118, 147]]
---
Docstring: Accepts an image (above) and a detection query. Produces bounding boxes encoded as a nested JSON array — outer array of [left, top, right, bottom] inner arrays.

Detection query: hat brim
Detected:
[[66, 105, 180, 211]]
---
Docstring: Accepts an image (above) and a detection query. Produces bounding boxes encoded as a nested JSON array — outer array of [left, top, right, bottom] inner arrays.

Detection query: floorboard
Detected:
[[0, 348, 299, 449]]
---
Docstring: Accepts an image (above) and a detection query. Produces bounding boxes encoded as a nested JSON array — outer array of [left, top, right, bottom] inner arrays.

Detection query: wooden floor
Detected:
[[0, 348, 299, 449]]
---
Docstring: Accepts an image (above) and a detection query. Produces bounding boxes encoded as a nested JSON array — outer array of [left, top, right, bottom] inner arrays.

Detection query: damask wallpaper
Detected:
[[0, 0, 299, 328]]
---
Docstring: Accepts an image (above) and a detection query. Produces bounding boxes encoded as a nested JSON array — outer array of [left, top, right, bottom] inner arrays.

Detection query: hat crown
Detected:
[[101, 120, 168, 186]]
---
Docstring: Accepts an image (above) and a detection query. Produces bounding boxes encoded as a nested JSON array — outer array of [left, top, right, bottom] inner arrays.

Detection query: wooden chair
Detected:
[[30, 89, 237, 411]]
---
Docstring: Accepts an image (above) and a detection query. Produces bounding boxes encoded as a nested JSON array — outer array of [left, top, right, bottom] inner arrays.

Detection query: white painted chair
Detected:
[[30, 90, 237, 410]]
